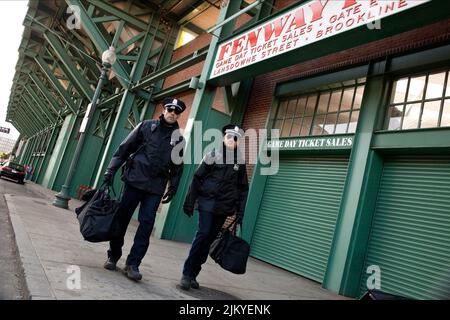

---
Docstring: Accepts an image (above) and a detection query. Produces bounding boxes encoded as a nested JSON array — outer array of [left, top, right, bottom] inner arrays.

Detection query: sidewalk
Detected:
[[5, 182, 346, 300]]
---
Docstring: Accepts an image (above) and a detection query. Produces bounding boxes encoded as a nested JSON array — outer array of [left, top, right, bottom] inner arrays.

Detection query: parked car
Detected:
[[0, 161, 26, 184]]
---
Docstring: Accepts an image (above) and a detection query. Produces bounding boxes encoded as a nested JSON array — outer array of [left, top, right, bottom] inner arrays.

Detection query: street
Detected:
[[0, 176, 41, 299]]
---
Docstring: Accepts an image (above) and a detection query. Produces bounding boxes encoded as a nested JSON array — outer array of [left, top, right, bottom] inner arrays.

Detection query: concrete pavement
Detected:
[[3, 180, 346, 300]]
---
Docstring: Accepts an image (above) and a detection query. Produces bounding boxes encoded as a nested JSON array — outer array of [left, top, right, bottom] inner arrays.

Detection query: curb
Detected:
[[5, 194, 56, 300]]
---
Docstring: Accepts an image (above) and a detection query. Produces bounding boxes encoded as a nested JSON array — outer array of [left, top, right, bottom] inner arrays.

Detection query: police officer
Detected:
[[180, 124, 249, 290], [103, 97, 186, 281]]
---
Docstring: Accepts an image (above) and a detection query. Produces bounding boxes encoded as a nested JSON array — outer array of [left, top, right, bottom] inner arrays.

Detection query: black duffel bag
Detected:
[[209, 220, 250, 274], [75, 183, 121, 242]]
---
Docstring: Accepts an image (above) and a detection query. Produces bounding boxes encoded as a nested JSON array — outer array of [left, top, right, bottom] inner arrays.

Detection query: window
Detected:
[[273, 79, 365, 137], [386, 69, 450, 130], [175, 28, 197, 49]]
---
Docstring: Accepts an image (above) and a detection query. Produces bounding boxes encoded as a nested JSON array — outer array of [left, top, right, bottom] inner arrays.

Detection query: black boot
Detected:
[[180, 275, 191, 290], [124, 265, 142, 281], [103, 257, 117, 271], [190, 278, 200, 289]]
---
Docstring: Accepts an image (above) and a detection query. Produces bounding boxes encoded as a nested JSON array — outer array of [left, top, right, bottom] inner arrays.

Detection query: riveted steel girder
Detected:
[[24, 86, 56, 123], [34, 56, 77, 114], [44, 31, 94, 100], [65, 0, 131, 88], [29, 73, 63, 118]]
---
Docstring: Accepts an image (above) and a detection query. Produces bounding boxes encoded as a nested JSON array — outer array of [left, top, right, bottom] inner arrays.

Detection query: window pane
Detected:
[[296, 97, 307, 117], [290, 118, 301, 136], [335, 112, 350, 134], [286, 99, 297, 117], [323, 113, 337, 135], [329, 90, 342, 112], [408, 76, 426, 101], [304, 95, 317, 115], [387, 105, 404, 130], [391, 78, 408, 103], [426, 72, 445, 99], [300, 117, 312, 136], [277, 100, 288, 118], [354, 85, 365, 109], [273, 119, 283, 131], [317, 92, 330, 114], [420, 100, 441, 128], [281, 118, 293, 137], [402, 103, 421, 129], [311, 114, 325, 135], [441, 99, 450, 127], [446, 73, 450, 97], [348, 110, 360, 133], [341, 87, 355, 111]]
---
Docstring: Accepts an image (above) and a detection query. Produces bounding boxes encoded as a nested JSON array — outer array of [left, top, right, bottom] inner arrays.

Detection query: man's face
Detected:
[[163, 106, 180, 124], [223, 133, 240, 150]]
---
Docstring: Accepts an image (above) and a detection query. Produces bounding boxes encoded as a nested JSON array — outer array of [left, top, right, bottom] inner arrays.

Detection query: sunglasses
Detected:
[[225, 134, 239, 141], [165, 106, 182, 115]]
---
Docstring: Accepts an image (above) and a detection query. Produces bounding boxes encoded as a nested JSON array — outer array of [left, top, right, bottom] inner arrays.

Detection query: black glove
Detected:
[[183, 206, 194, 218], [235, 213, 243, 225], [161, 188, 175, 204], [103, 170, 114, 185]]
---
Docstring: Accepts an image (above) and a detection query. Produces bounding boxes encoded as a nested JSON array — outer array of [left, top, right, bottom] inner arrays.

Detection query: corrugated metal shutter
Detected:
[[360, 157, 450, 299], [250, 156, 349, 283]]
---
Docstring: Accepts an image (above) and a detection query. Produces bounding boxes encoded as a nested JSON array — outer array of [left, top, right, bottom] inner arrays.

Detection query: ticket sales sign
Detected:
[[210, 0, 430, 79]]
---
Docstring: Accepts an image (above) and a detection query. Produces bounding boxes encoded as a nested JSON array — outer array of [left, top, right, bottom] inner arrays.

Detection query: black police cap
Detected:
[[163, 97, 186, 113], [222, 124, 243, 137]]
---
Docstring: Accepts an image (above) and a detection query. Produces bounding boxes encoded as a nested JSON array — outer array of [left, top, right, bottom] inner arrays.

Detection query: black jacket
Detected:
[[183, 145, 249, 216], [106, 115, 185, 196]]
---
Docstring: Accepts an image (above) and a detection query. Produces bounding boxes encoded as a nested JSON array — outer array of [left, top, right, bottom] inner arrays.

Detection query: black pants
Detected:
[[183, 211, 227, 279], [108, 183, 161, 267]]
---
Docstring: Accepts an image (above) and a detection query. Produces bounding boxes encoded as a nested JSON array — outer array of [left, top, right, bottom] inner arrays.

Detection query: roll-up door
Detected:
[[250, 156, 349, 283], [360, 157, 450, 299]]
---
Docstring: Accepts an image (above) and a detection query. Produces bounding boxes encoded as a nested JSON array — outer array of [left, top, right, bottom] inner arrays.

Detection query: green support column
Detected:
[[42, 112, 79, 189], [323, 67, 388, 297], [17, 138, 29, 164], [31, 132, 46, 182], [156, 0, 245, 241], [35, 126, 59, 184]]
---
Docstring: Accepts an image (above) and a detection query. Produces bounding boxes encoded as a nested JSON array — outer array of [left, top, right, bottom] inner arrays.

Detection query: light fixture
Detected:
[[102, 46, 117, 65]]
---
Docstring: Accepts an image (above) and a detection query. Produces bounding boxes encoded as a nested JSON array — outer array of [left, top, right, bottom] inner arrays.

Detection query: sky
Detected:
[[0, 0, 29, 141]]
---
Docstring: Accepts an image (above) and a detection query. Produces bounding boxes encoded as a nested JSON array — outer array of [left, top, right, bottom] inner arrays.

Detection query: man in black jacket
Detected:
[[102, 97, 186, 281], [180, 124, 249, 290]]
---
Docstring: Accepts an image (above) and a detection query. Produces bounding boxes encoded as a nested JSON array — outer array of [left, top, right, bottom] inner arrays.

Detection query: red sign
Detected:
[[210, 0, 430, 79]]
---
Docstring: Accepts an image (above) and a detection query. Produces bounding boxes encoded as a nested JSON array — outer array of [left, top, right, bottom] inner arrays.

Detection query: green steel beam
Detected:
[[19, 98, 49, 129], [29, 73, 64, 118], [44, 31, 94, 100], [65, 0, 131, 88], [116, 32, 145, 53], [24, 87, 56, 123], [151, 79, 193, 101], [16, 106, 41, 135], [85, 0, 148, 31], [132, 46, 208, 91], [35, 56, 77, 114], [372, 129, 450, 150]]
